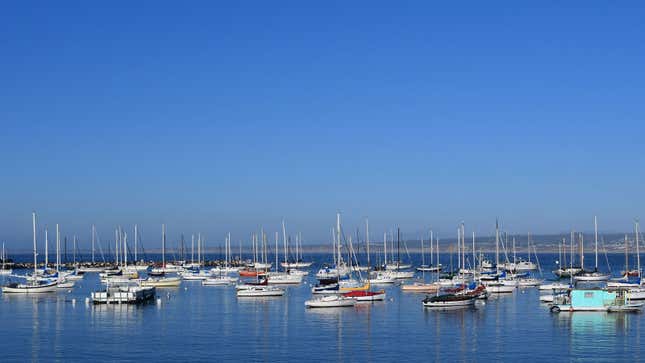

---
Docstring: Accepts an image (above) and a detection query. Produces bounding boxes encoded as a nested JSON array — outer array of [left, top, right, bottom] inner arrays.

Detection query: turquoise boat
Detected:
[[549, 289, 644, 313]]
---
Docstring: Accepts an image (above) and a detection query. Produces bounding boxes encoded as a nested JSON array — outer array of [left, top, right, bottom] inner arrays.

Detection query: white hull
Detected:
[[574, 274, 610, 282], [517, 278, 543, 287], [141, 277, 182, 287], [627, 288, 645, 300], [267, 273, 303, 285], [0, 269, 13, 275], [390, 271, 415, 279], [305, 296, 355, 308], [202, 277, 238, 286], [2, 281, 58, 293], [484, 283, 516, 293], [539, 283, 571, 291], [280, 262, 313, 268], [236, 287, 285, 297], [423, 298, 476, 307], [386, 264, 412, 271]]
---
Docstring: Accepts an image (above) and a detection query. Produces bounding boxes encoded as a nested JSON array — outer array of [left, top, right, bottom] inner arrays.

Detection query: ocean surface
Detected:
[[1, 252, 644, 362]]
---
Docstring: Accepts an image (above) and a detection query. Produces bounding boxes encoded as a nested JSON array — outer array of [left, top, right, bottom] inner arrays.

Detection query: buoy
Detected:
[[72, 298, 76, 305], [85, 297, 90, 304], [156, 298, 162, 306]]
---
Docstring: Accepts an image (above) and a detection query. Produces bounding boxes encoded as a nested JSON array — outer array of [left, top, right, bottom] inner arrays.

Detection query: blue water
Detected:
[[1, 253, 643, 362]]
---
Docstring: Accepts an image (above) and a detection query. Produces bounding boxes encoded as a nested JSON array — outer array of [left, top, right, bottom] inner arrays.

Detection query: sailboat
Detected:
[[481, 220, 515, 293], [574, 217, 610, 282], [142, 224, 181, 287], [203, 233, 238, 286], [342, 219, 386, 300], [267, 221, 303, 285], [280, 232, 313, 268], [315, 215, 350, 284], [387, 228, 414, 279], [305, 294, 356, 308], [0, 243, 12, 275], [3, 213, 58, 293], [403, 229, 440, 292]]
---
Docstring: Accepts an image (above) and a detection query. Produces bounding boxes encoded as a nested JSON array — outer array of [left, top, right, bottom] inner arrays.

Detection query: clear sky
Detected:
[[1, 1, 644, 250]]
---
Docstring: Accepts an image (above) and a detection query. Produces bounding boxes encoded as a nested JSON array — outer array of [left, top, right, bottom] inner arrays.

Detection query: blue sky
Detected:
[[1, 2, 644, 249]]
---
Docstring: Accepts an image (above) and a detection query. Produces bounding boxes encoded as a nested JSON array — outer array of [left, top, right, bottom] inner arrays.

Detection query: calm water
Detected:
[[1, 253, 644, 362]]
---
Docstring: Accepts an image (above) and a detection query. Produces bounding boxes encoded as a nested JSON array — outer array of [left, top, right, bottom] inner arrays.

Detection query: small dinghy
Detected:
[[422, 294, 476, 308], [305, 295, 356, 308]]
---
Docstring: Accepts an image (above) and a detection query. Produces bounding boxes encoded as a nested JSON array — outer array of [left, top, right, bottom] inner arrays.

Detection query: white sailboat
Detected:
[[142, 224, 181, 287], [267, 221, 303, 285], [203, 233, 238, 286], [0, 243, 12, 275], [481, 220, 515, 293], [574, 217, 610, 282], [3, 213, 58, 293], [305, 295, 355, 308]]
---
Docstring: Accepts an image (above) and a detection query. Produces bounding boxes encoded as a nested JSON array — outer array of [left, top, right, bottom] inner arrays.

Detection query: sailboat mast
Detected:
[[527, 232, 531, 263], [91, 224, 95, 264], [56, 224, 60, 273], [45, 226, 49, 269], [461, 223, 465, 271], [336, 214, 341, 266], [282, 220, 288, 271], [430, 230, 434, 266], [397, 228, 400, 269], [124, 232, 128, 267], [495, 220, 499, 271], [625, 234, 629, 274], [191, 234, 195, 264], [383, 232, 387, 267], [366, 219, 370, 268], [472, 231, 475, 272], [32, 212, 37, 277], [636, 220, 641, 278], [162, 224, 166, 268], [580, 232, 584, 271], [134, 224, 138, 262], [594, 216, 598, 270]]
